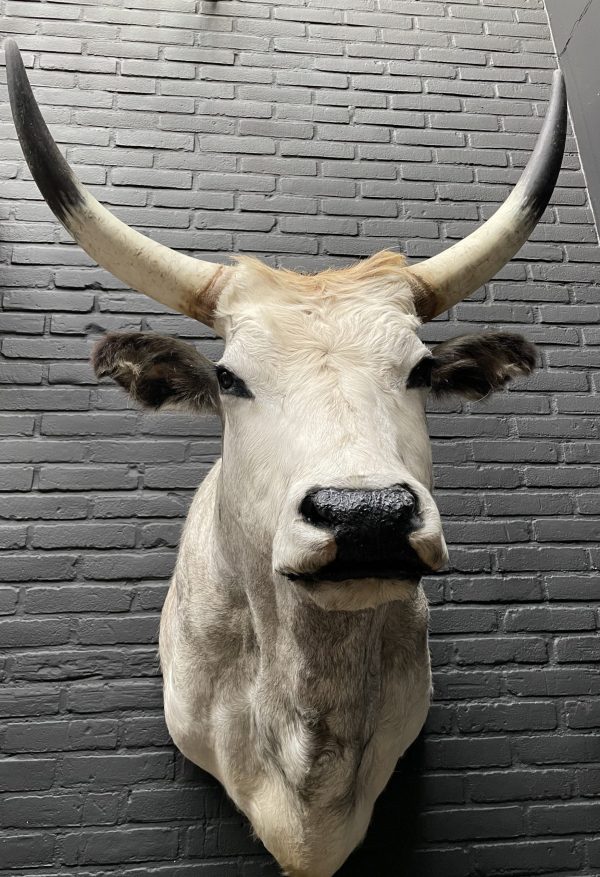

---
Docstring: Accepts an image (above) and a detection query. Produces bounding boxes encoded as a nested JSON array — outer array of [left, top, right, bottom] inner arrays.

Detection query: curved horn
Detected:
[[5, 40, 230, 326], [407, 69, 567, 321]]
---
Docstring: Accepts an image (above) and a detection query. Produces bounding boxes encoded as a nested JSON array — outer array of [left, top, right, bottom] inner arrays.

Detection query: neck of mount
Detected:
[[250, 570, 392, 719]]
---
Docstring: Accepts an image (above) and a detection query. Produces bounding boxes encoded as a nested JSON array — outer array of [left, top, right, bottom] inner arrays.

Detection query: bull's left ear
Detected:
[[426, 332, 537, 400], [92, 332, 220, 412]]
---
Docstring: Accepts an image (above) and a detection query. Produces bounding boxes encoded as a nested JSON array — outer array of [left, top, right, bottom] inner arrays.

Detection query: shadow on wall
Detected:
[[339, 736, 426, 877], [177, 736, 426, 876]]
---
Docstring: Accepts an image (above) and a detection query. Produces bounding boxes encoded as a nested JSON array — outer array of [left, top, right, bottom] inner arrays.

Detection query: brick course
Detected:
[[1, 0, 599, 875]]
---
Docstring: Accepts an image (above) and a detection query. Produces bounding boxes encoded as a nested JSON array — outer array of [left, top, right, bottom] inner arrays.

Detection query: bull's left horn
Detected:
[[407, 68, 567, 321], [6, 40, 230, 326]]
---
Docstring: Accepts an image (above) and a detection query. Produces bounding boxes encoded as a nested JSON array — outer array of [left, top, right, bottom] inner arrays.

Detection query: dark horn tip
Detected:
[[5, 39, 26, 88], [515, 62, 567, 222], [550, 66, 567, 114], [5, 36, 85, 227]]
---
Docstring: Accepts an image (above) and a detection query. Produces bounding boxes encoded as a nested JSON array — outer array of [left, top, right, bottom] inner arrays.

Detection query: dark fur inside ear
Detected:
[[429, 332, 537, 400], [92, 332, 219, 412]]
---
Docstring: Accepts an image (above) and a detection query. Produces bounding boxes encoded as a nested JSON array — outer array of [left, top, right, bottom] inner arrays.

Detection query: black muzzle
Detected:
[[298, 485, 430, 582]]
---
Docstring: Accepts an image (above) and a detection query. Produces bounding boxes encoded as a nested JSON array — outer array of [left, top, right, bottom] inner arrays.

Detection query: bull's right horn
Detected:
[[5, 40, 230, 327]]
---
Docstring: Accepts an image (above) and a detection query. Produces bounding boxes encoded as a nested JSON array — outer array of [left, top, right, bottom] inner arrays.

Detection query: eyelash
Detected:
[[216, 366, 253, 399]]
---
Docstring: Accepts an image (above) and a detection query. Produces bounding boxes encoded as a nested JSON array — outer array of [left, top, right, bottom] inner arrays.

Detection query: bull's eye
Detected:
[[216, 366, 252, 399], [407, 357, 434, 390], [218, 367, 234, 390]]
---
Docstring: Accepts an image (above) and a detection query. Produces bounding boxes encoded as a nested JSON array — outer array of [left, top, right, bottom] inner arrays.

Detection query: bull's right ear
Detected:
[[92, 332, 220, 413]]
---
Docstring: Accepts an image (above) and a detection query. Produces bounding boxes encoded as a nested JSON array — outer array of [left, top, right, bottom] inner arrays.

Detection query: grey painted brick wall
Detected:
[[0, 0, 599, 874]]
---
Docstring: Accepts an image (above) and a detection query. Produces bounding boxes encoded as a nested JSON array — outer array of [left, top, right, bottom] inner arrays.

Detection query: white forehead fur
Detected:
[[215, 253, 426, 384]]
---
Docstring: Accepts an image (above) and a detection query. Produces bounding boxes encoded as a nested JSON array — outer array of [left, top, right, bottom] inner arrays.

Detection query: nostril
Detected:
[[300, 491, 330, 528], [390, 484, 418, 521]]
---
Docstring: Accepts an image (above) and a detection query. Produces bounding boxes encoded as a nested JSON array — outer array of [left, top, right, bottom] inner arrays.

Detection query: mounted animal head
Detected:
[[6, 41, 567, 610]]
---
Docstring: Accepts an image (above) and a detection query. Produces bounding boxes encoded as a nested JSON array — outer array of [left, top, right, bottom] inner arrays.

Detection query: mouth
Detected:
[[283, 551, 434, 584]]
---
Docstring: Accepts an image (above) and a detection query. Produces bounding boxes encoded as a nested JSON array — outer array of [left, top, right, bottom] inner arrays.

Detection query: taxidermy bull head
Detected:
[[7, 40, 566, 877]]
